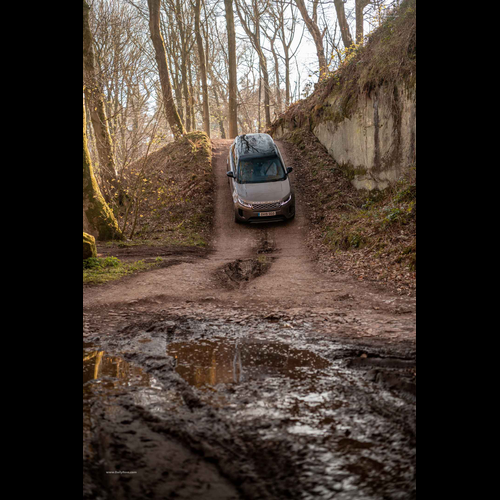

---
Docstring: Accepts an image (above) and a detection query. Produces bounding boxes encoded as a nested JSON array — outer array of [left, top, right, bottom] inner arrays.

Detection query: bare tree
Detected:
[[194, 0, 211, 136], [224, 0, 239, 138], [147, 0, 185, 139], [83, 0, 118, 201], [262, 9, 282, 115], [273, 0, 301, 107], [295, 0, 328, 76], [333, 0, 354, 51], [91, 0, 156, 180], [236, 0, 272, 129], [356, 0, 372, 44], [165, 0, 195, 132]]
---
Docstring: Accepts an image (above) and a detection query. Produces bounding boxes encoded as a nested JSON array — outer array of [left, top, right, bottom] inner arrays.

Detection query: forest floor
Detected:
[[83, 139, 416, 500]]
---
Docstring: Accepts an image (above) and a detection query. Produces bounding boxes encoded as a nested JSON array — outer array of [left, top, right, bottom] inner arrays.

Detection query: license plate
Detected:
[[258, 211, 277, 217]]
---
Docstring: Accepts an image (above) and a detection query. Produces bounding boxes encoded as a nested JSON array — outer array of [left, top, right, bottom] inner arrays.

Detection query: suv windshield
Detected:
[[238, 157, 285, 184]]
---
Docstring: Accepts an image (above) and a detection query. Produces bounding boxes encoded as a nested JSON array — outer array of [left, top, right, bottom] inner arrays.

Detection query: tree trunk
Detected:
[[224, 0, 238, 138], [270, 38, 283, 115], [209, 67, 227, 139], [284, 45, 291, 107], [147, 0, 185, 140], [258, 76, 262, 133], [83, 104, 123, 242], [295, 0, 328, 77], [253, 5, 271, 129], [169, 50, 185, 126], [356, 0, 371, 44], [83, 0, 118, 201], [334, 0, 354, 51], [173, 0, 192, 132], [259, 51, 272, 129], [195, 0, 211, 137], [188, 63, 196, 131]]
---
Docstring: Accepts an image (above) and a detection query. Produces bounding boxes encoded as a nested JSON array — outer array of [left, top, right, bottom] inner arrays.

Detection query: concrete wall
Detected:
[[276, 85, 416, 191]]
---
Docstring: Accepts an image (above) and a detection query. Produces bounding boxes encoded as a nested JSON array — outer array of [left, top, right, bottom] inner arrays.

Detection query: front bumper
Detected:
[[234, 197, 296, 223]]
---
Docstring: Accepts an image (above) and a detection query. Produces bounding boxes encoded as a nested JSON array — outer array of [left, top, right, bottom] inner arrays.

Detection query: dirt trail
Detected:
[[83, 140, 416, 500], [83, 140, 415, 343]]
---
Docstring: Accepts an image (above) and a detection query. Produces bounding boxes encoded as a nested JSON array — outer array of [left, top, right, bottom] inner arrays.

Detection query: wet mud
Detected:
[[83, 317, 416, 500], [215, 257, 273, 289]]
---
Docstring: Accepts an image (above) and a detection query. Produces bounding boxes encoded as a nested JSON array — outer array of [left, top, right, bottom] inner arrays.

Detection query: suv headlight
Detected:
[[280, 194, 292, 206], [238, 197, 253, 209]]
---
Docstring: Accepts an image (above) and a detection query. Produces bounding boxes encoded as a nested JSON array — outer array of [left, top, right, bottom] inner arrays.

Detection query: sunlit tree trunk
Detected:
[[147, 0, 185, 139], [83, 0, 118, 201], [83, 104, 123, 241]]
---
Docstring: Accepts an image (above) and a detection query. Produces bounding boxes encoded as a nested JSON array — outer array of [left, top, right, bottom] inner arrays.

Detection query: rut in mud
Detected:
[[214, 234, 276, 288], [83, 140, 416, 500]]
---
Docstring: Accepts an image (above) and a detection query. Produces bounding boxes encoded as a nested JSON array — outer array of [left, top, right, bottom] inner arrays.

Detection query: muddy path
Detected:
[[83, 140, 416, 500]]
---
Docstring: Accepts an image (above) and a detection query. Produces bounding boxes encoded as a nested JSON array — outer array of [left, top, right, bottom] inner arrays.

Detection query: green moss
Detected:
[[83, 232, 97, 259], [83, 256, 160, 285], [83, 105, 124, 241]]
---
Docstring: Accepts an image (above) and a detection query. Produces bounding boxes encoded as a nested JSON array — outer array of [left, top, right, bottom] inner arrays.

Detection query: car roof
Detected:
[[235, 134, 278, 159]]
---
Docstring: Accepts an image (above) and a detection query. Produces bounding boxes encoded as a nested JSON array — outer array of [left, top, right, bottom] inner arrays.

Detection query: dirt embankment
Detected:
[[115, 131, 214, 246], [278, 131, 416, 295]]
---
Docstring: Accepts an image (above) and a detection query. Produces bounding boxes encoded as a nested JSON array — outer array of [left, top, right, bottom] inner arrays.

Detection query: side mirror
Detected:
[[227, 171, 235, 178], [286, 167, 293, 175]]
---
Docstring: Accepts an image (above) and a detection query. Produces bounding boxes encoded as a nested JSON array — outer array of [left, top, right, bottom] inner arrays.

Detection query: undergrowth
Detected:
[[83, 256, 162, 285], [282, 129, 416, 292], [115, 131, 214, 247]]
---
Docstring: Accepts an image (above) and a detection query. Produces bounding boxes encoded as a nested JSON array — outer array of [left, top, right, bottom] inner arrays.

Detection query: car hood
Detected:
[[236, 179, 291, 202]]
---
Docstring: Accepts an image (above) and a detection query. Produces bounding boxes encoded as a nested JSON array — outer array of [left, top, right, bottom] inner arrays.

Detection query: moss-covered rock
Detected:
[[83, 232, 97, 260]]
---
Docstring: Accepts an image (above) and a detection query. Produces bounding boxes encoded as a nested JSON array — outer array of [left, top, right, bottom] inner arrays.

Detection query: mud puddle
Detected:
[[215, 256, 273, 288], [83, 343, 166, 461], [166, 337, 330, 389], [83, 342, 152, 386]]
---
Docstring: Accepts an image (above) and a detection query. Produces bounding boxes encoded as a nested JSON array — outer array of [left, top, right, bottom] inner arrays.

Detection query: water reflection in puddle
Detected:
[[83, 342, 162, 459], [166, 337, 330, 389], [83, 342, 152, 389]]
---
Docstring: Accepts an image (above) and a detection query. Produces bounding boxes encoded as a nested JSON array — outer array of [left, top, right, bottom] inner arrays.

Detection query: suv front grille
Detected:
[[252, 201, 281, 211]]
